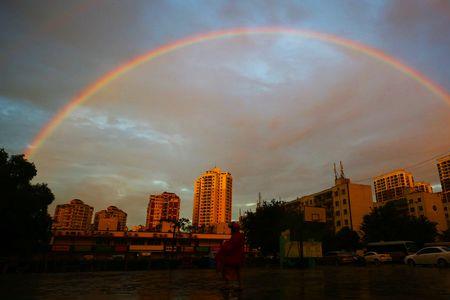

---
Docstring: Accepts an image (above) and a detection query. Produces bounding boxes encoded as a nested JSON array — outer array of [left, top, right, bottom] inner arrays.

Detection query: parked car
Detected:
[[363, 252, 392, 265], [320, 251, 354, 265], [367, 241, 417, 263], [404, 247, 450, 267]]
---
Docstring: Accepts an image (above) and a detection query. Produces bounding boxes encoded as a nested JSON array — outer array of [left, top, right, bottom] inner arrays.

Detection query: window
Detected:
[[334, 191, 338, 196], [417, 247, 442, 255], [343, 199, 347, 204], [343, 209, 348, 215], [335, 211, 341, 216], [344, 219, 349, 226], [408, 199, 413, 204], [335, 201, 339, 207], [410, 207, 415, 213], [336, 220, 341, 227], [418, 206, 423, 211], [341, 189, 346, 195]]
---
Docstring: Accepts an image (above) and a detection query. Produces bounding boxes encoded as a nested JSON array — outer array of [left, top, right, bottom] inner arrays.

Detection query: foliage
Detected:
[[441, 229, 450, 242], [160, 217, 191, 234], [360, 202, 438, 246], [241, 199, 327, 256], [0, 148, 54, 255], [334, 227, 361, 251], [240, 200, 289, 256], [318, 227, 361, 252]]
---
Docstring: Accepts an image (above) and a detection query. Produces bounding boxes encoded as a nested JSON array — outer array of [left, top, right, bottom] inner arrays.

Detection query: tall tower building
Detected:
[[192, 167, 233, 227], [146, 192, 180, 230], [373, 169, 415, 202], [437, 155, 450, 223], [93, 206, 127, 231], [52, 199, 93, 231]]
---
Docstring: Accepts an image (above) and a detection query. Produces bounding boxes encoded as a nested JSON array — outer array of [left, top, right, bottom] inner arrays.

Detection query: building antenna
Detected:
[[340, 161, 345, 178], [334, 162, 338, 180], [257, 192, 262, 209]]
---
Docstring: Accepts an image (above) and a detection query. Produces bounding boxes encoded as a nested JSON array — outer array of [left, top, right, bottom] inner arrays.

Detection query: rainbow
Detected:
[[24, 27, 450, 158]]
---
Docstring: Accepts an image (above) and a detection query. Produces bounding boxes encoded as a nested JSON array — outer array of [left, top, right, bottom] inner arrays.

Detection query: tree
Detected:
[[334, 227, 361, 251], [241, 199, 300, 256], [442, 229, 450, 242], [360, 202, 438, 246], [0, 149, 54, 255]]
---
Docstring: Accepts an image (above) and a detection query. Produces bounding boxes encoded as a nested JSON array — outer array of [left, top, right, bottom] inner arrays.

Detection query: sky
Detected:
[[1, 0, 450, 226]]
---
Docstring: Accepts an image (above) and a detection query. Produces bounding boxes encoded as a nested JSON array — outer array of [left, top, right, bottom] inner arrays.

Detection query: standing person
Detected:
[[215, 222, 245, 290]]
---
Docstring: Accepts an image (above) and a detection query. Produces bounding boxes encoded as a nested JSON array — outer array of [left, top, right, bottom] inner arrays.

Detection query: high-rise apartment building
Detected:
[[52, 199, 93, 231], [94, 206, 127, 231], [414, 181, 433, 193], [405, 191, 447, 232], [285, 164, 373, 233], [373, 169, 414, 202], [192, 167, 233, 227], [373, 167, 448, 232], [146, 192, 180, 230], [437, 155, 450, 223]]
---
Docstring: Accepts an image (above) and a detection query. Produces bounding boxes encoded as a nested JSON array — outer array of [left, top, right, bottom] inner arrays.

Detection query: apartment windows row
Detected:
[[410, 206, 424, 213], [336, 219, 349, 228], [335, 209, 348, 216], [333, 189, 346, 197], [334, 198, 347, 207], [408, 198, 422, 204]]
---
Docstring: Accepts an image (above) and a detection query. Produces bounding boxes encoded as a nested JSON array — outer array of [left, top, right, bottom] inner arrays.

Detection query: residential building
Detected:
[[414, 181, 433, 193], [406, 191, 447, 232], [146, 192, 180, 230], [374, 190, 448, 232], [192, 167, 233, 227], [372, 166, 448, 231], [94, 206, 127, 231], [373, 169, 414, 202], [130, 225, 146, 232], [285, 163, 373, 233], [52, 199, 93, 231], [437, 155, 450, 224]]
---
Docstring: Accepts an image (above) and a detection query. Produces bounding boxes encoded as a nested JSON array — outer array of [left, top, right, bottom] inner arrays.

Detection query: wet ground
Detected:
[[1, 265, 449, 299]]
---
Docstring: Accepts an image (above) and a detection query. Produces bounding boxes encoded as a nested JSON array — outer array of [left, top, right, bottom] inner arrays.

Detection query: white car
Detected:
[[405, 247, 450, 267], [363, 252, 392, 264]]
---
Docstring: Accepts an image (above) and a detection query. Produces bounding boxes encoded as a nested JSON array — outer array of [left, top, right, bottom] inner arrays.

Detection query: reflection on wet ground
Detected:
[[1, 265, 449, 299]]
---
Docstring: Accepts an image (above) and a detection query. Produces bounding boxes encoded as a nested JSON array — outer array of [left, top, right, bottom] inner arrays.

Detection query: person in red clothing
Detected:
[[215, 222, 245, 290]]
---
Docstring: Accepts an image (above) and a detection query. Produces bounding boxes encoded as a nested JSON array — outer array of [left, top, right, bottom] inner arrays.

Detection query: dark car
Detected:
[[319, 251, 355, 265]]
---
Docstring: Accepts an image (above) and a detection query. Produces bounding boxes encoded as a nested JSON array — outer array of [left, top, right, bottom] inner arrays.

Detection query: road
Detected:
[[1, 265, 449, 299]]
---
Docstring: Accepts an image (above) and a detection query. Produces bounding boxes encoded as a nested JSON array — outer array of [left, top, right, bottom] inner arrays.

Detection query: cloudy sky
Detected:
[[1, 0, 449, 226]]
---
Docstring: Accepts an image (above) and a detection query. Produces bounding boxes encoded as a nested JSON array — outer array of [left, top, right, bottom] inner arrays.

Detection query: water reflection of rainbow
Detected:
[[24, 27, 450, 158]]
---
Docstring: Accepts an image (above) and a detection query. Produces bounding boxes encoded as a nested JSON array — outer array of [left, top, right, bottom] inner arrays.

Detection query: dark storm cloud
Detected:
[[1, 1, 449, 225]]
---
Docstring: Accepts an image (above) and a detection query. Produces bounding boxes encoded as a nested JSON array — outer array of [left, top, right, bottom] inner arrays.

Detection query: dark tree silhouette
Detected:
[[241, 199, 288, 256], [334, 227, 361, 251], [0, 149, 54, 256], [442, 229, 450, 242], [361, 202, 437, 246], [241, 199, 331, 256]]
